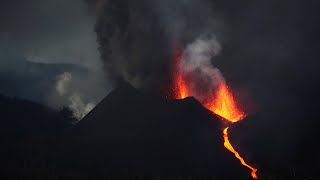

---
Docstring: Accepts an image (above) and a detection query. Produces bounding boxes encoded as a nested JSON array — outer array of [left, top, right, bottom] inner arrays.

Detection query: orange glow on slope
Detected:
[[206, 82, 246, 123], [223, 127, 258, 179]]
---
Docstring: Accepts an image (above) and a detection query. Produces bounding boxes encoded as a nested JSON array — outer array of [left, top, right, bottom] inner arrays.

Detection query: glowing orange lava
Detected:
[[212, 83, 258, 179], [206, 82, 246, 123], [223, 127, 258, 179], [173, 49, 188, 99], [171, 48, 258, 179], [176, 71, 188, 99]]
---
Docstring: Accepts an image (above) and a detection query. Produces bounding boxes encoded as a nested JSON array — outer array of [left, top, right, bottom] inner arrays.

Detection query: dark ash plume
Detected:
[[94, 0, 170, 94], [90, 0, 221, 94]]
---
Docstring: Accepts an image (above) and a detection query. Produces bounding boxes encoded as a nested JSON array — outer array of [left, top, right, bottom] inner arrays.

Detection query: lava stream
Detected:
[[223, 127, 258, 179], [209, 82, 258, 179]]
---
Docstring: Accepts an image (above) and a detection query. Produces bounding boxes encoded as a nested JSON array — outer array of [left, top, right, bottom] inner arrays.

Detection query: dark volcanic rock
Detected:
[[40, 84, 251, 178], [229, 113, 320, 178]]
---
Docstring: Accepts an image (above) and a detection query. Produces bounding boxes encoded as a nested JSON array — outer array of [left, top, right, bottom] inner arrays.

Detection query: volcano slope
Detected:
[[40, 84, 250, 178], [229, 113, 320, 178]]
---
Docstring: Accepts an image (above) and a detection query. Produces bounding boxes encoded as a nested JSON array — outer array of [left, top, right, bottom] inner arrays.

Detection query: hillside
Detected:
[[36, 84, 251, 177]]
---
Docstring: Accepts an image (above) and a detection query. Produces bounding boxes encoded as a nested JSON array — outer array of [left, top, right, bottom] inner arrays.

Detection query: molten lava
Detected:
[[176, 73, 188, 99], [212, 83, 258, 179], [173, 49, 188, 99], [206, 82, 246, 123], [171, 48, 258, 179], [223, 127, 258, 179]]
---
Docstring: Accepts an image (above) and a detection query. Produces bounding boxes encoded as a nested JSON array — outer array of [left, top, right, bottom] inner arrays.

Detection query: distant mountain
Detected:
[[0, 61, 89, 104]]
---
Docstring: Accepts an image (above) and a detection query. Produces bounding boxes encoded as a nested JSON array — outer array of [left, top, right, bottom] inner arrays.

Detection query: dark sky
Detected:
[[213, 0, 320, 135], [1, 0, 320, 140]]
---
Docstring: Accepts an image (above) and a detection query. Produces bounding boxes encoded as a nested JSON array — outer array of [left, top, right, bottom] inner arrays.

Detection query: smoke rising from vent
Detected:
[[180, 35, 224, 102], [90, 0, 222, 93], [55, 72, 95, 119], [69, 93, 95, 119], [56, 72, 72, 96]]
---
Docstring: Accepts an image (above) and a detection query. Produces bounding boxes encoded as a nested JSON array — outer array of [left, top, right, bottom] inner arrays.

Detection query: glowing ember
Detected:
[[176, 72, 188, 99], [173, 49, 188, 99], [205, 82, 246, 123], [171, 47, 258, 179], [223, 127, 258, 179]]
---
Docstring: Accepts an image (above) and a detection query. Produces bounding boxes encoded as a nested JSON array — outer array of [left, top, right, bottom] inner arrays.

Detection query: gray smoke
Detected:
[[55, 72, 95, 119], [90, 0, 223, 94], [56, 72, 72, 96], [180, 35, 224, 103]]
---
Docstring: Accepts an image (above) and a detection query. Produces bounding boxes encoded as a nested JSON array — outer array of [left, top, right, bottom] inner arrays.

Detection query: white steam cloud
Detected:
[[181, 35, 224, 102], [69, 93, 95, 119], [55, 72, 95, 119], [56, 72, 72, 96]]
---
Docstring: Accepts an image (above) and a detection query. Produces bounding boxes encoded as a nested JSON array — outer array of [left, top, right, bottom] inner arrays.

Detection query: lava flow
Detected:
[[212, 82, 257, 179], [171, 48, 258, 179], [223, 127, 258, 179]]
